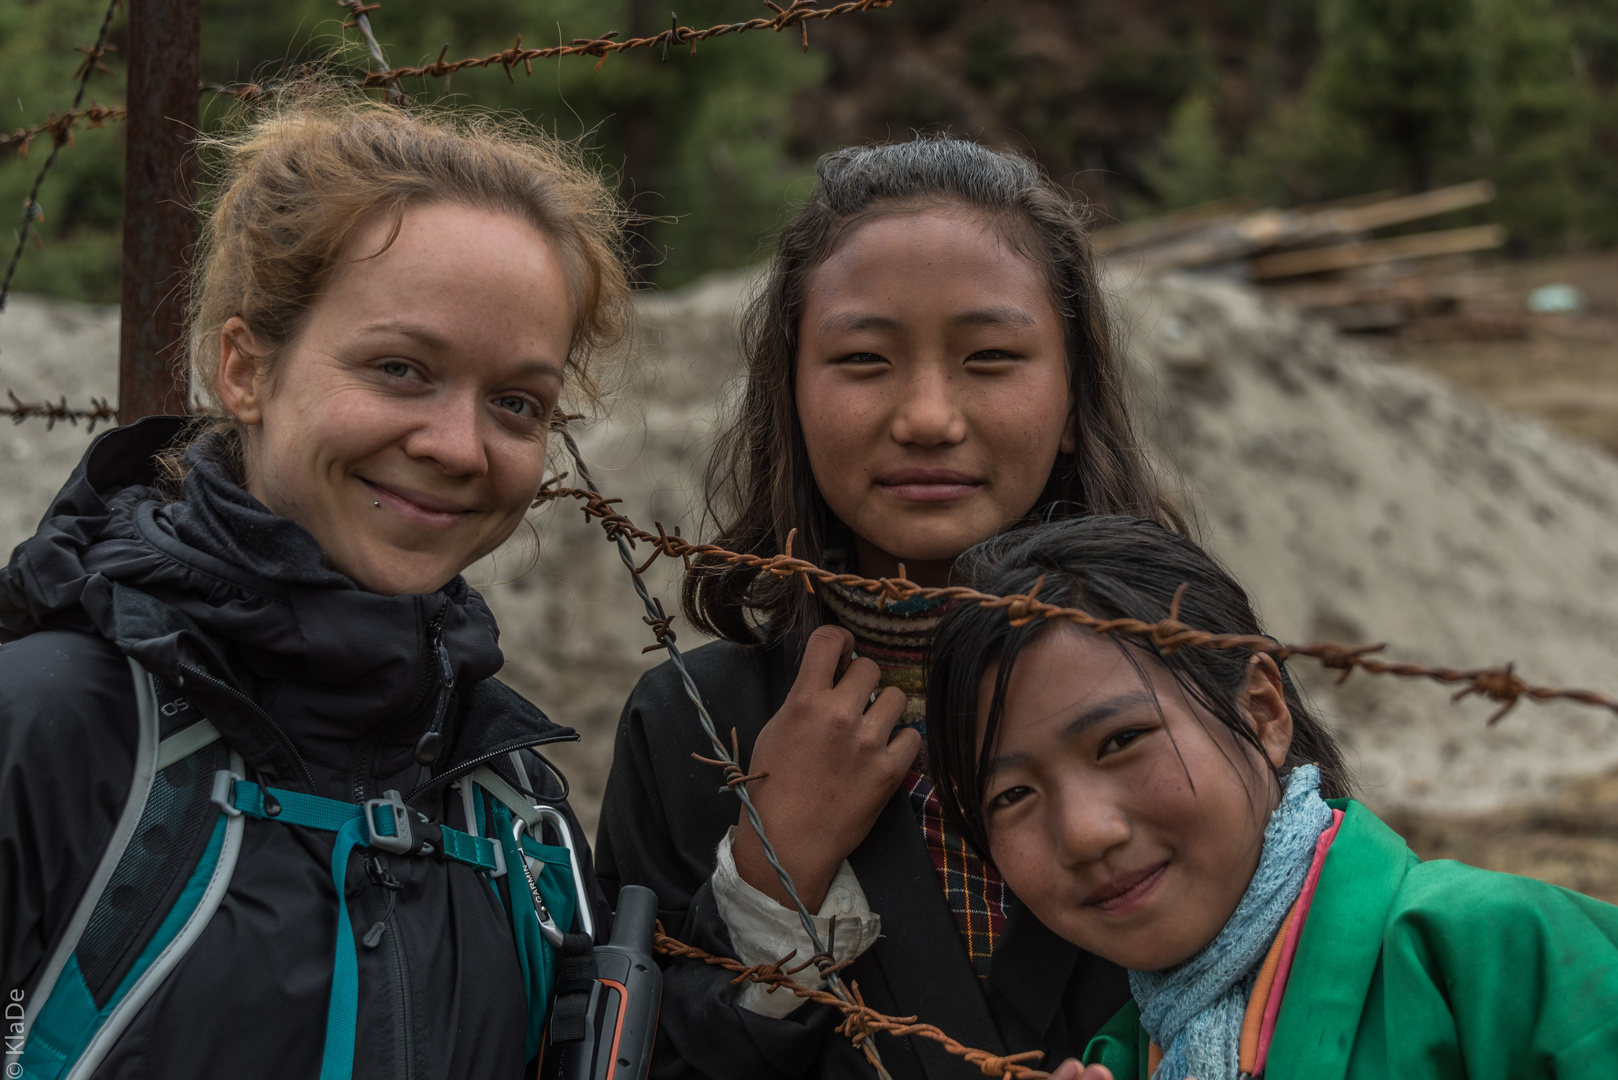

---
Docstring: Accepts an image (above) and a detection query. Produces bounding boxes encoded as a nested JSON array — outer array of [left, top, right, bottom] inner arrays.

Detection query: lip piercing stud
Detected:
[[372, 501, 380, 508]]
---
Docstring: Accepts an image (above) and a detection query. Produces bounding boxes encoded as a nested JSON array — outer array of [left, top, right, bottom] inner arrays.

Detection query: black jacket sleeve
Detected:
[[0, 630, 139, 998], [597, 642, 858, 1080]]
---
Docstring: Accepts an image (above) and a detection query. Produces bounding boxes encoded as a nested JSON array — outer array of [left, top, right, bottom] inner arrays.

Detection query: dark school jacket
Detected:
[[1083, 799, 1618, 1079], [0, 418, 611, 1080], [596, 639, 1131, 1080]]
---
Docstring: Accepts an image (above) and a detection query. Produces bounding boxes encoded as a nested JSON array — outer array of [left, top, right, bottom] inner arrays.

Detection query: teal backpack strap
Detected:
[[469, 766, 594, 941], [468, 765, 593, 1060], [22, 662, 244, 1080], [209, 777, 520, 1080], [22, 658, 160, 1041]]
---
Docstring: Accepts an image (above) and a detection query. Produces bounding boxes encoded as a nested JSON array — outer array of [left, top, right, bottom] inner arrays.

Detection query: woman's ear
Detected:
[[217, 317, 267, 425], [1245, 654, 1293, 770], [1059, 393, 1077, 455]]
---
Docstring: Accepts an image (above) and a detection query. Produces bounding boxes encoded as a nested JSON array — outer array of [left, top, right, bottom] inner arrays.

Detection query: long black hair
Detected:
[[926, 515, 1352, 862], [682, 136, 1184, 647]]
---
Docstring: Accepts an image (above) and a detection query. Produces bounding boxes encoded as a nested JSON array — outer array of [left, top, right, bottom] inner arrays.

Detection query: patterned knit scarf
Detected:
[[821, 581, 1010, 978], [1129, 766, 1333, 1080]]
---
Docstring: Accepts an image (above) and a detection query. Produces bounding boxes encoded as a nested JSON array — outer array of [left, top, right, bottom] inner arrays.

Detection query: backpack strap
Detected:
[[23, 659, 161, 1035], [22, 662, 244, 1080], [209, 775, 576, 1080], [155, 719, 220, 770], [469, 767, 596, 943]]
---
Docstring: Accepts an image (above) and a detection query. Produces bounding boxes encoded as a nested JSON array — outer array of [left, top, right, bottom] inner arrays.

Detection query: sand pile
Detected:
[[4, 273, 1616, 835]]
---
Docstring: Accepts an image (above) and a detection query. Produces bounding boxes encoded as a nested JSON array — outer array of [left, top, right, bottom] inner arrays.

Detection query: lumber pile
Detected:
[[1096, 182, 1518, 337]]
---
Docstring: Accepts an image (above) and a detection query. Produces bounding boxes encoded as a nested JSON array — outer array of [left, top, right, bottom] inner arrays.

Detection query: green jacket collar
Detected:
[[1265, 798, 1419, 1080]]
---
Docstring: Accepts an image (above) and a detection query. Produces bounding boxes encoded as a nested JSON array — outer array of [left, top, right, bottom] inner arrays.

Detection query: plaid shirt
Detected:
[[821, 580, 1011, 977], [904, 766, 1010, 978]]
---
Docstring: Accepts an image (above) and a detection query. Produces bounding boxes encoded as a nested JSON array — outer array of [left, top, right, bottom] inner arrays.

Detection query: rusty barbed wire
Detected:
[[352, 0, 892, 84], [533, 480, 1618, 726], [1, 392, 119, 431], [1, 103, 127, 160], [337, 0, 410, 109], [553, 430, 896, 1080], [0, 0, 123, 315], [654, 928, 1050, 1079]]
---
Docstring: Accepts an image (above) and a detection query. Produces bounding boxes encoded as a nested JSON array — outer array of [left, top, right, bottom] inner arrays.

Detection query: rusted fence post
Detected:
[[118, 0, 201, 422]]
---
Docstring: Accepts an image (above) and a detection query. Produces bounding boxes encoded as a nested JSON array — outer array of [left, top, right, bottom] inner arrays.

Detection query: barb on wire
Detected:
[[1, 0, 123, 314], [2, 391, 119, 431], [655, 929, 1049, 1079], [349, 0, 892, 85], [1, 103, 127, 160], [337, 0, 410, 109], [691, 728, 769, 792], [554, 428, 895, 1080], [532, 478, 1618, 727]]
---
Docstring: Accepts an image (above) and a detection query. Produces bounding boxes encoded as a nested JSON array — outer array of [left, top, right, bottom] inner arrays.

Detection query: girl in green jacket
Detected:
[[924, 515, 1618, 1080]]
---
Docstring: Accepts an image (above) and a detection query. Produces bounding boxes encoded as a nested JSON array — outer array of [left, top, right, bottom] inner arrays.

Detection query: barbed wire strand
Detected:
[[337, 1, 410, 110], [8, 0, 895, 133], [654, 928, 1049, 1079], [1, 104, 127, 160], [0, 391, 119, 431], [353, 0, 892, 84], [0, 0, 123, 314], [532, 476, 1618, 727], [553, 429, 896, 1080]]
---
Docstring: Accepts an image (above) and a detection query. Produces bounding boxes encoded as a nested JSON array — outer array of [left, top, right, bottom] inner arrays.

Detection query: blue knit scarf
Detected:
[[1128, 765, 1332, 1080]]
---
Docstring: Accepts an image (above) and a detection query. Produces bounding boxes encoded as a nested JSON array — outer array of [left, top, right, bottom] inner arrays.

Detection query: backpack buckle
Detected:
[[211, 770, 244, 817], [364, 789, 414, 854]]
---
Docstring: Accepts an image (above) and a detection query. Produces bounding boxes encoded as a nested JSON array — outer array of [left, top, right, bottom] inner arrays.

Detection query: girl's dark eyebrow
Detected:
[[984, 688, 1160, 779], [818, 311, 900, 333], [951, 306, 1036, 328]]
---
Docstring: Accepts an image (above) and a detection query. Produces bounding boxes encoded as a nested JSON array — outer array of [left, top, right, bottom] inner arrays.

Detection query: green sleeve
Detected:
[[1376, 860, 1618, 1078], [1081, 1000, 1147, 1080]]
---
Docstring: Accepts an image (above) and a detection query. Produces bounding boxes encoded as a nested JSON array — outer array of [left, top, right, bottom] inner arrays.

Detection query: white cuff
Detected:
[[711, 826, 881, 1019]]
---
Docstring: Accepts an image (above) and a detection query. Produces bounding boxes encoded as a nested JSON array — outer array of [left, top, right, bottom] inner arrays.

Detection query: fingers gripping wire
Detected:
[[555, 427, 898, 1080]]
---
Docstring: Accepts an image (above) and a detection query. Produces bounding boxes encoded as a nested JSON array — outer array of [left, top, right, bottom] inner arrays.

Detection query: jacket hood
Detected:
[[1, 416, 567, 796]]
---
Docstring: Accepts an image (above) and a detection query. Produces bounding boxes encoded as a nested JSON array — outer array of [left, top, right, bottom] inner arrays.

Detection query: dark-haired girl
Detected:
[[596, 137, 1180, 1078], [925, 516, 1618, 1080]]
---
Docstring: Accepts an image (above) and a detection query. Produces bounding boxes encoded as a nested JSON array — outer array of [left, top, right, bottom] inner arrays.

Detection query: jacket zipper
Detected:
[[177, 663, 317, 791], [405, 729, 577, 803], [351, 608, 451, 805], [363, 856, 413, 1080]]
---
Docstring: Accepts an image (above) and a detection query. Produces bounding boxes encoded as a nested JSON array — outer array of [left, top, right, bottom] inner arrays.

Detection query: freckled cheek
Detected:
[[990, 826, 1057, 905]]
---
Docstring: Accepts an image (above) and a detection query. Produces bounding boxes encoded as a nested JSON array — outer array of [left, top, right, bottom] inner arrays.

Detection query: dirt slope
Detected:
[[4, 274, 1617, 854]]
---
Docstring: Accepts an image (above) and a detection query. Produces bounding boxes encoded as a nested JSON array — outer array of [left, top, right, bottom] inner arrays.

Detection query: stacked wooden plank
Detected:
[[1096, 182, 1513, 336]]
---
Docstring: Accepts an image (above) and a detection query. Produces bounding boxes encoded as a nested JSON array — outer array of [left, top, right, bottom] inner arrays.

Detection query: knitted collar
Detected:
[[820, 578, 953, 729], [1129, 765, 1334, 1080]]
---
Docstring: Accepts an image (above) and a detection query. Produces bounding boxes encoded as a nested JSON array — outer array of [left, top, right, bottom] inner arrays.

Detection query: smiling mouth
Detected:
[[873, 470, 985, 503], [362, 480, 473, 529], [1085, 862, 1168, 915]]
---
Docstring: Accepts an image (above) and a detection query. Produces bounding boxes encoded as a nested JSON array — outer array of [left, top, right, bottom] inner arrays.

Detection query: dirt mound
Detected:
[[5, 274, 1617, 838]]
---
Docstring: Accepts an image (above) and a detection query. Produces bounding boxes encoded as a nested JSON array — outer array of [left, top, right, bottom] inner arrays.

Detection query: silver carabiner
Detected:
[[511, 809, 597, 947], [511, 818, 566, 947]]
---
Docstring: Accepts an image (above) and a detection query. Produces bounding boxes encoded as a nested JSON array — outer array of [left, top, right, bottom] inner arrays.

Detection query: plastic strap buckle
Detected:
[[486, 831, 507, 878], [211, 769, 244, 817], [364, 789, 413, 854]]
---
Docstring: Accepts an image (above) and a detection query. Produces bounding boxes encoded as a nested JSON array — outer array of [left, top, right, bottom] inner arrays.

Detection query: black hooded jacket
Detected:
[[0, 417, 608, 1080]]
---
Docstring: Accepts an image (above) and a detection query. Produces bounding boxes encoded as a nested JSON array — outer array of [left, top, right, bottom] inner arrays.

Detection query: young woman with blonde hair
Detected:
[[1, 90, 628, 1079]]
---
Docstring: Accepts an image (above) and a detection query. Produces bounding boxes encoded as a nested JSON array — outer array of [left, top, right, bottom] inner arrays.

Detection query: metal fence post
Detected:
[[118, 0, 201, 422]]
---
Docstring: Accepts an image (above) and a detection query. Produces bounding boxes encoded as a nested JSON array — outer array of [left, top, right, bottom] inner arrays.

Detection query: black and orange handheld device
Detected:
[[541, 884, 663, 1080]]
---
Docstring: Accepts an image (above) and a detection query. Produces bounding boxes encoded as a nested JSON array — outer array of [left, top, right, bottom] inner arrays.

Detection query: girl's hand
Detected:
[[1049, 1062, 1196, 1080], [1048, 1061, 1113, 1080], [732, 625, 918, 910]]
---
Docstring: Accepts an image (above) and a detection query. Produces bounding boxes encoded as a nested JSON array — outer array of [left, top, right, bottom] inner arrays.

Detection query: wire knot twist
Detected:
[[1454, 663, 1528, 724], [690, 728, 768, 792]]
